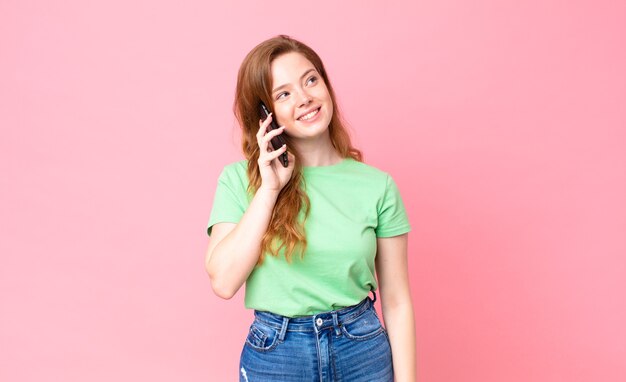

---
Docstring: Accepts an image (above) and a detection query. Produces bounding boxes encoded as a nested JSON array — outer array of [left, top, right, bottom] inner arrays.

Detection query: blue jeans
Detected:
[[239, 292, 394, 381]]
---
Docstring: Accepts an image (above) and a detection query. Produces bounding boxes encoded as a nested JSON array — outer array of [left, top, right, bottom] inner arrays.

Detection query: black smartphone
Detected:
[[259, 102, 289, 168]]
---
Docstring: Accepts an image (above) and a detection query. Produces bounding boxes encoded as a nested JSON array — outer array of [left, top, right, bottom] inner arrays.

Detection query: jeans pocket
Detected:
[[245, 320, 280, 352], [340, 309, 385, 341]]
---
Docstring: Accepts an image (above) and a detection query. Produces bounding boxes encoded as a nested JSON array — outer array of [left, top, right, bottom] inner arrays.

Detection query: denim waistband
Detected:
[[253, 291, 377, 335]]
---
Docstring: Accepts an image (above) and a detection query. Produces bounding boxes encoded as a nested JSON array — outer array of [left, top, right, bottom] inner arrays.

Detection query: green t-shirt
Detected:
[[206, 157, 411, 317]]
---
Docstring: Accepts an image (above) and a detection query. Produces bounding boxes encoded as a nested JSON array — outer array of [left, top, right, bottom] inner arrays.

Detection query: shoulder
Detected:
[[219, 160, 248, 177], [344, 160, 408, 208], [222, 159, 248, 173], [345, 159, 394, 185], [217, 160, 250, 188]]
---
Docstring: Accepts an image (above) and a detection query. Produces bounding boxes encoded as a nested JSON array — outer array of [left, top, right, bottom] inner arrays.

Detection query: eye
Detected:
[[276, 92, 289, 100], [306, 76, 318, 86]]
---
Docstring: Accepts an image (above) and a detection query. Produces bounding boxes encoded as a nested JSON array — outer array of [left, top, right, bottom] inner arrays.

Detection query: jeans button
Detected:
[[316, 318, 323, 326]]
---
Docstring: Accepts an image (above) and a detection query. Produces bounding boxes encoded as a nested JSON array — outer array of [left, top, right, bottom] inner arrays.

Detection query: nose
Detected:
[[298, 89, 312, 107]]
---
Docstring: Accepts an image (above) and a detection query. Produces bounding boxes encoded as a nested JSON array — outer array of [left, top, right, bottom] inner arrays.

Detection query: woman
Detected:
[[205, 35, 416, 382]]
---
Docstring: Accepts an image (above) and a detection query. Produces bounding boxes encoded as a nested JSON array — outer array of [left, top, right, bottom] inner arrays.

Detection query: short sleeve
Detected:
[[375, 174, 411, 238], [206, 166, 247, 236]]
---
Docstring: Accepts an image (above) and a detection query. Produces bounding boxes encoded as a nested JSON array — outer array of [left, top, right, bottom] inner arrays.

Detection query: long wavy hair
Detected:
[[233, 35, 362, 265]]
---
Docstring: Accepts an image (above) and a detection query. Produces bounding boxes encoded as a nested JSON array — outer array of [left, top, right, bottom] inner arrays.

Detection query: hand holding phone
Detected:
[[259, 102, 289, 168]]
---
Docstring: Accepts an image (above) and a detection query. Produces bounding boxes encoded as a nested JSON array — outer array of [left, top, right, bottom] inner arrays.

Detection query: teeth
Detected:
[[299, 108, 319, 121]]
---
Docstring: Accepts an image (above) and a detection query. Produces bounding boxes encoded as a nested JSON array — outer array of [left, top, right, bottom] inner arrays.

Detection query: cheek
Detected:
[[318, 89, 333, 111], [322, 99, 333, 122], [273, 105, 291, 126], [325, 100, 333, 115]]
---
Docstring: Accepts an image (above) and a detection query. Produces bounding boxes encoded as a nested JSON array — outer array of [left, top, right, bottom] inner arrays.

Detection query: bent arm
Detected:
[[375, 233, 417, 382], [204, 187, 279, 299]]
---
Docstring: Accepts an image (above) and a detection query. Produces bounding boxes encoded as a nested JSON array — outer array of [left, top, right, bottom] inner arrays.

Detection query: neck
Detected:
[[290, 132, 343, 167]]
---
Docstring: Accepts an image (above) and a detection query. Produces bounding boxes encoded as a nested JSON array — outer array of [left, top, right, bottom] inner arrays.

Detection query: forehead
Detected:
[[270, 52, 316, 85]]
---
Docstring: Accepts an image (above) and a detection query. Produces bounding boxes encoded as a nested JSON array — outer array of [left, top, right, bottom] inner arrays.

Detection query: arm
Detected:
[[205, 113, 293, 299], [204, 187, 279, 299], [375, 233, 417, 382]]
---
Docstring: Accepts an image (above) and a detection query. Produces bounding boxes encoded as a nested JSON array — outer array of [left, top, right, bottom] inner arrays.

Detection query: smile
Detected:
[[297, 107, 321, 121]]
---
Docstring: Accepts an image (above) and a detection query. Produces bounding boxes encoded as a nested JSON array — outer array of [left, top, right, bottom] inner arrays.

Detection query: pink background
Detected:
[[2, 1, 625, 381]]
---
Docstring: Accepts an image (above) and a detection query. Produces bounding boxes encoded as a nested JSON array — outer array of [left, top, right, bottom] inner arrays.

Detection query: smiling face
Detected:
[[270, 52, 333, 141]]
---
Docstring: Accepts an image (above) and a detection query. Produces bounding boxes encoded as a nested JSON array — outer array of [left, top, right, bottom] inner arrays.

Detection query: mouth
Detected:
[[297, 107, 321, 122]]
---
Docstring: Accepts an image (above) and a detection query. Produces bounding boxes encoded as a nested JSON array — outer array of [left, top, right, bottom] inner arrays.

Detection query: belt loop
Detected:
[[279, 317, 289, 341], [332, 312, 341, 336], [371, 290, 377, 304]]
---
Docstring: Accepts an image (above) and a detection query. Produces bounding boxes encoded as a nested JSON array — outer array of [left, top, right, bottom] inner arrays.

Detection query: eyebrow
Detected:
[[272, 68, 317, 94]]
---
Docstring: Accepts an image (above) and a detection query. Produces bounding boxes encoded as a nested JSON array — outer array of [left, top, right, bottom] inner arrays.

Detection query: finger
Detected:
[[258, 144, 285, 166], [258, 141, 279, 162], [256, 113, 273, 140], [262, 126, 286, 144], [256, 115, 275, 154], [265, 144, 287, 162]]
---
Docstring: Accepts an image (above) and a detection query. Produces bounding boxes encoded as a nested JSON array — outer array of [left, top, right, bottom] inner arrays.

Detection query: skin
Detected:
[[206, 51, 417, 381], [268, 51, 343, 168]]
